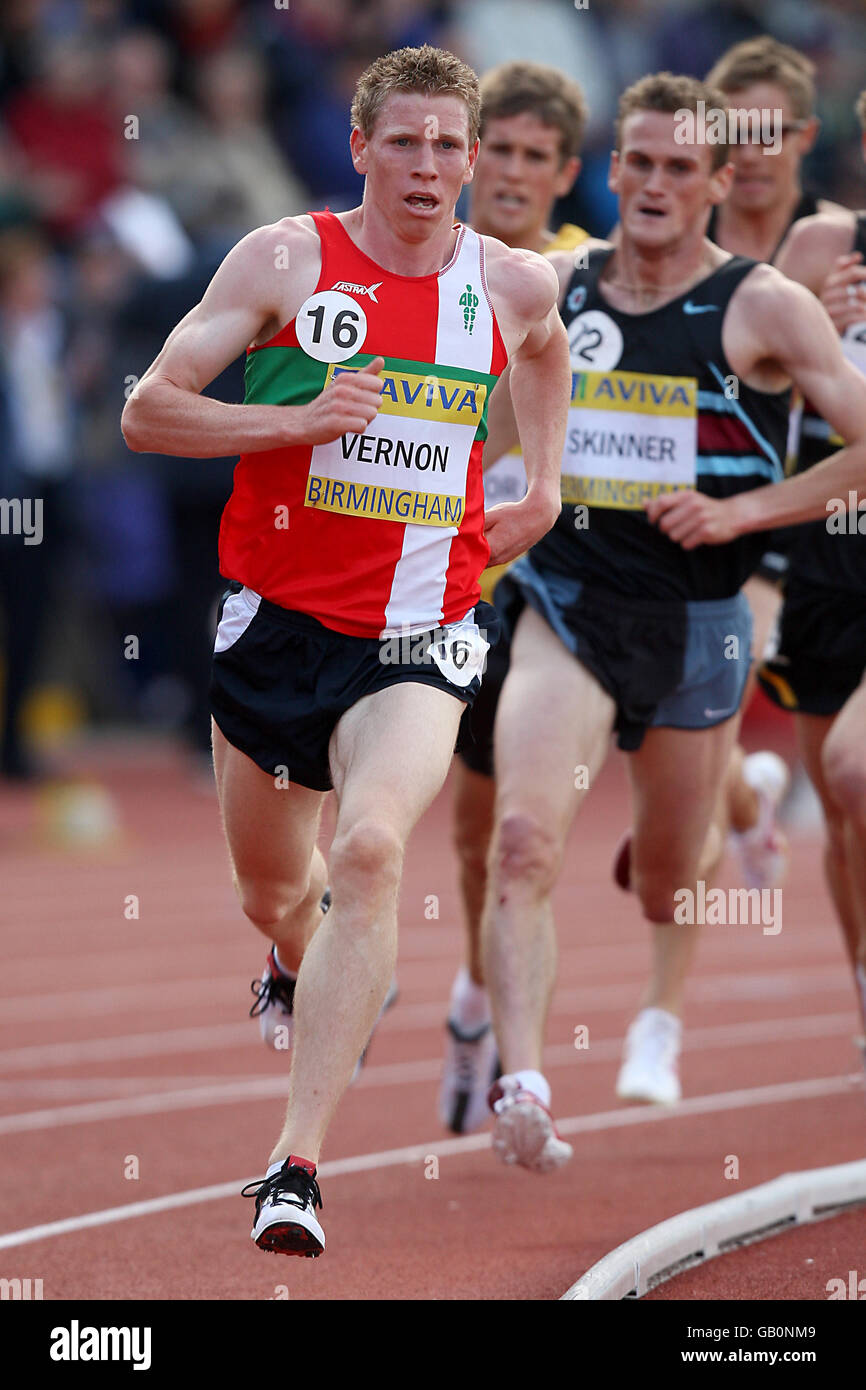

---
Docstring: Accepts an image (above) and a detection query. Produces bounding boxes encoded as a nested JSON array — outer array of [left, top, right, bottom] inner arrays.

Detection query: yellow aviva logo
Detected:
[[328, 364, 486, 425], [572, 370, 696, 415]]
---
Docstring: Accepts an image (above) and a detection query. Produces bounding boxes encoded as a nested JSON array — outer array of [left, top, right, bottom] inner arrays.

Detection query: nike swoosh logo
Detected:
[[704, 707, 734, 719], [683, 301, 719, 315]]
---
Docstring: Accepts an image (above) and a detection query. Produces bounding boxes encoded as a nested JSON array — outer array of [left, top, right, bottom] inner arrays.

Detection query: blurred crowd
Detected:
[[1, 0, 865, 779]]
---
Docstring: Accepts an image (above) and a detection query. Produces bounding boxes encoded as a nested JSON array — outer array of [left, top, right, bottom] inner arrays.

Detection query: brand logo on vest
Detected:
[[330, 281, 382, 303], [459, 283, 479, 334]]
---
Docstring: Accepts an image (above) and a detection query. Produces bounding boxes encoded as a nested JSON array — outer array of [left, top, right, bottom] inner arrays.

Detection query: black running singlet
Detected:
[[529, 251, 791, 601], [707, 191, 820, 261], [788, 213, 866, 594]]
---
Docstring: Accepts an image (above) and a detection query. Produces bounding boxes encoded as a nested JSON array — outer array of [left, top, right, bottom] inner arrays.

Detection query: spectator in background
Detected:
[[162, 0, 244, 62], [4, 36, 123, 246], [0, 227, 77, 779], [187, 45, 309, 247], [263, 0, 453, 206], [107, 29, 201, 217]]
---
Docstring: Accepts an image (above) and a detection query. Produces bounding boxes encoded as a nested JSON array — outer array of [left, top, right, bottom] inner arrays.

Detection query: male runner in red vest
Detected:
[[121, 45, 570, 1254]]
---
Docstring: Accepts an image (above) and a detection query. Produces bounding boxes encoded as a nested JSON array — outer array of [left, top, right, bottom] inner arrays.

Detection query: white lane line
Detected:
[[0, 964, 851, 1041], [0, 1023, 255, 1072], [0, 1073, 860, 1253], [0, 1012, 859, 1134], [0, 1077, 237, 1099]]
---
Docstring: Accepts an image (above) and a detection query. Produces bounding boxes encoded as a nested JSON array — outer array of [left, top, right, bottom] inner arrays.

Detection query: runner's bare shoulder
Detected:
[[774, 209, 858, 291], [482, 236, 560, 348], [547, 238, 610, 302], [235, 214, 323, 347]]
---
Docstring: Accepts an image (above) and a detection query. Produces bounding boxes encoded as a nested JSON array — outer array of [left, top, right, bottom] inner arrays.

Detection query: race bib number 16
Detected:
[[428, 617, 490, 688], [296, 290, 368, 363]]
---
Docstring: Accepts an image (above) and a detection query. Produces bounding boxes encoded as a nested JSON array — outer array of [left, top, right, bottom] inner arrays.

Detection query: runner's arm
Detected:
[[646, 279, 866, 546], [479, 249, 570, 561], [121, 224, 383, 456], [482, 364, 518, 467], [508, 296, 571, 518]]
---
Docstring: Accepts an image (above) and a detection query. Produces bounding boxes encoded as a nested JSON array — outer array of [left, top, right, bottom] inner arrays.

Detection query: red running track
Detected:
[[0, 732, 863, 1301]]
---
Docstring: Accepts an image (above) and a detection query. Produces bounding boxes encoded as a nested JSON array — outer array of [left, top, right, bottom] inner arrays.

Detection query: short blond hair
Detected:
[[351, 45, 481, 145], [616, 72, 730, 170], [706, 36, 816, 120], [480, 62, 588, 163]]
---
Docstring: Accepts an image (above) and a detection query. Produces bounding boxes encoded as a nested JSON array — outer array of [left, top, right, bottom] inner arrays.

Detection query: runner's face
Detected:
[[471, 112, 579, 245], [611, 112, 731, 251], [352, 93, 477, 239], [723, 82, 815, 214]]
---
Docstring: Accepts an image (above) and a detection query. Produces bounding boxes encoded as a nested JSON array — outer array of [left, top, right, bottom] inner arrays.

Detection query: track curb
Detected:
[[561, 1158, 866, 1300]]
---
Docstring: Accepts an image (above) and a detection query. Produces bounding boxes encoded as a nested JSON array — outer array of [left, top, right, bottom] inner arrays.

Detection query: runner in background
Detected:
[[759, 87, 866, 1072], [439, 62, 589, 1134], [698, 37, 847, 903], [612, 39, 848, 1104]]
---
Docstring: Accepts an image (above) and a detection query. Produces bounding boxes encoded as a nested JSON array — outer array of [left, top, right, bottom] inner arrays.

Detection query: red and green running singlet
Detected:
[[218, 211, 508, 638]]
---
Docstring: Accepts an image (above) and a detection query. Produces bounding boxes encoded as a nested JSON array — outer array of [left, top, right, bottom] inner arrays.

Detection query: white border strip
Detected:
[[561, 1158, 866, 1300]]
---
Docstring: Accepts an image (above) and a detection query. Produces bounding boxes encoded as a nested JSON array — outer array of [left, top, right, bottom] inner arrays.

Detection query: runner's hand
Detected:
[[484, 491, 560, 566], [645, 490, 742, 548], [300, 357, 385, 443], [819, 252, 866, 335]]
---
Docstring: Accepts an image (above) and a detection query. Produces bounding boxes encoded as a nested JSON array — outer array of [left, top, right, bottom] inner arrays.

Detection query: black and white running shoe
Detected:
[[242, 1156, 325, 1257]]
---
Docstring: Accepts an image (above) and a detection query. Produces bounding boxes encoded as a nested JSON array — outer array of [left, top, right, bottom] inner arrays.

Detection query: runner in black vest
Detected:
[[439, 62, 589, 1137], [759, 150, 866, 1065], [703, 37, 846, 901], [476, 73, 866, 1172]]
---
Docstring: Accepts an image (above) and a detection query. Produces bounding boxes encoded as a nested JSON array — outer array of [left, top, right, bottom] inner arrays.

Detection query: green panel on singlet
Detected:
[[244, 345, 501, 441]]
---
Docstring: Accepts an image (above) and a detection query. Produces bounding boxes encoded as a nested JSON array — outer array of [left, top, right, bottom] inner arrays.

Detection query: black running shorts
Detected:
[[758, 577, 866, 717], [209, 584, 500, 791], [494, 556, 752, 752]]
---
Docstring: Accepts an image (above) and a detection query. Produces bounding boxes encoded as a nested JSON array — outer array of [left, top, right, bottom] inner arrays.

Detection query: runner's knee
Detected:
[[633, 871, 683, 925], [330, 818, 403, 898], [493, 811, 561, 894], [235, 873, 308, 932], [821, 743, 866, 829]]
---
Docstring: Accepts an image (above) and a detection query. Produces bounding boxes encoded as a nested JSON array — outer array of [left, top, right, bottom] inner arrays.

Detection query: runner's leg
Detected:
[[453, 760, 495, 984], [212, 720, 328, 971], [483, 607, 616, 1075], [800, 682, 866, 1026], [628, 717, 740, 1016], [269, 681, 464, 1164]]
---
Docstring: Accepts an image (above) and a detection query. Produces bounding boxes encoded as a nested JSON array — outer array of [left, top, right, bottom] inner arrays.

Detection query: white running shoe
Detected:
[[249, 945, 297, 1049], [242, 1157, 325, 1258], [249, 888, 332, 1049], [616, 1007, 682, 1105], [729, 751, 790, 891], [488, 1075, 573, 1172], [439, 1019, 500, 1134]]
